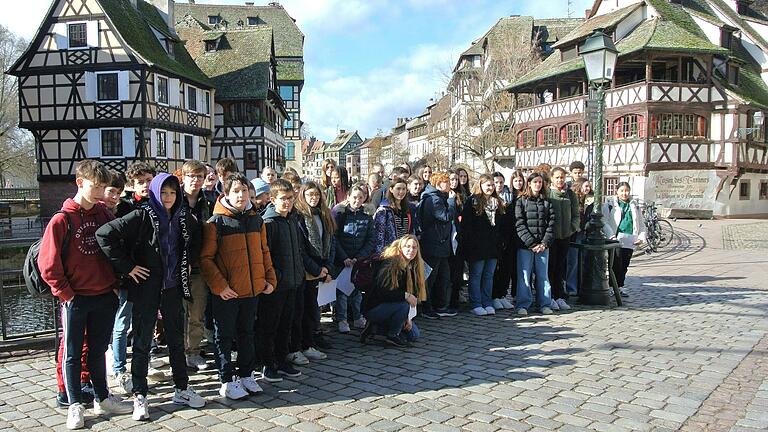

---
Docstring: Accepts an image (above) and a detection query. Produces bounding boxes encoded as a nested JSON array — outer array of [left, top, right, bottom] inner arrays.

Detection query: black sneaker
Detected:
[[277, 363, 302, 378], [261, 366, 283, 383], [422, 311, 440, 320], [435, 308, 458, 317], [360, 322, 373, 344], [385, 335, 408, 348]]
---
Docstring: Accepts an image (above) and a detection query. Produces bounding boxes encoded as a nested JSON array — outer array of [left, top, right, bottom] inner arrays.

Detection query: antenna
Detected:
[[567, 0, 573, 18]]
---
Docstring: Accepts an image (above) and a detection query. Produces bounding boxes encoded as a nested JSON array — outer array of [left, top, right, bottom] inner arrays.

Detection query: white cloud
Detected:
[[0, 0, 50, 40], [302, 42, 463, 140]]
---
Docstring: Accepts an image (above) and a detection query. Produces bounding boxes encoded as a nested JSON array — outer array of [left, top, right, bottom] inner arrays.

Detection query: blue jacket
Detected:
[[334, 204, 375, 262], [417, 185, 456, 258]]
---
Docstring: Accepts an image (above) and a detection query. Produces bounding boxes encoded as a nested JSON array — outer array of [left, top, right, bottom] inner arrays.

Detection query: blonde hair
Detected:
[[379, 235, 426, 301]]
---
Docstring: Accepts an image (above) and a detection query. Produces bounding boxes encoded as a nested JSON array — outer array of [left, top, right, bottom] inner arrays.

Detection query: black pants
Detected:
[[61, 292, 118, 404], [492, 246, 517, 299], [131, 287, 188, 396], [212, 295, 258, 383], [257, 289, 295, 368], [424, 255, 450, 311], [613, 247, 634, 288], [448, 254, 464, 309], [548, 238, 570, 301], [302, 280, 321, 350]]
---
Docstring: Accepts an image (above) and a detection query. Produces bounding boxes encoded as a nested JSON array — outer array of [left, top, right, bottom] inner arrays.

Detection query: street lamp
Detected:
[[579, 29, 619, 306]]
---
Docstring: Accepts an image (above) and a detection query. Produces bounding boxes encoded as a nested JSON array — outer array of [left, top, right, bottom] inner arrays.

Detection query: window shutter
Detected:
[[536, 128, 543, 146], [84, 72, 97, 102], [169, 78, 180, 107], [118, 71, 129, 101], [167, 131, 174, 158], [150, 129, 157, 157], [613, 119, 621, 139], [697, 116, 706, 137], [53, 23, 68, 49], [196, 89, 203, 113], [517, 132, 523, 148], [560, 126, 567, 144], [638, 115, 646, 138], [193, 135, 200, 160], [154, 75, 159, 102], [86, 20, 99, 47], [122, 128, 135, 157], [650, 114, 658, 137], [87, 129, 101, 158]]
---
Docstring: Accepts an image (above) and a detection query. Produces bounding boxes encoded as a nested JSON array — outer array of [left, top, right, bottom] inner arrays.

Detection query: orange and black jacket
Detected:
[[200, 197, 277, 298]]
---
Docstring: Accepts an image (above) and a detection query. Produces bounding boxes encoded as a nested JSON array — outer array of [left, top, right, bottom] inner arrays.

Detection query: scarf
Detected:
[[617, 199, 633, 234], [304, 206, 331, 259], [485, 197, 499, 226]]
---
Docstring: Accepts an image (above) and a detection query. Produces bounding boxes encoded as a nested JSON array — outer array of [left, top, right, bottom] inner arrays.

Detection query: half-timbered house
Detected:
[[505, 0, 768, 217], [8, 0, 215, 215], [175, 1, 304, 174], [176, 17, 288, 178], [324, 130, 363, 169]]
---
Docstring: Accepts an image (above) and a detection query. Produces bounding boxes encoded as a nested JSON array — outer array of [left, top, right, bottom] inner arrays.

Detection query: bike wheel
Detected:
[[655, 219, 674, 248]]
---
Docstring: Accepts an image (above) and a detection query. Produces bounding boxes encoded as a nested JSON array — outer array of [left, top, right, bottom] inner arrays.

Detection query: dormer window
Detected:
[[721, 28, 733, 49], [208, 15, 221, 25], [728, 64, 740, 85], [248, 16, 263, 25], [205, 41, 217, 52]]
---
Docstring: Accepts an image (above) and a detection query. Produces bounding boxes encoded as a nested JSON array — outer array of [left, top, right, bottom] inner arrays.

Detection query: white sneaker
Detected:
[[556, 298, 571, 310], [302, 347, 327, 360], [492, 298, 504, 310], [620, 287, 629, 298], [541, 307, 554, 315], [94, 394, 132, 415], [115, 372, 133, 394], [550, 299, 560, 311], [500, 298, 515, 309], [516, 308, 528, 316], [286, 351, 310, 366], [338, 320, 351, 334], [353, 317, 367, 329], [219, 377, 248, 400], [173, 387, 206, 408], [132, 395, 149, 421], [471, 307, 488, 316], [484, 306, 496, 315], [240, 372, 263, 394], [186, 354, 208, 371], [66, 402, 85, 429]]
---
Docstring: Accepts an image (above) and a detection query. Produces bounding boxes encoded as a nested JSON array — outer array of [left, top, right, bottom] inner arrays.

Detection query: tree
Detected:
[[447, 28, 542, 174], [0, 25, 35, 187]]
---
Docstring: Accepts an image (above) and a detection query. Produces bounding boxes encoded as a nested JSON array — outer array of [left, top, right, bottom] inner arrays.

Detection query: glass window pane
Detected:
[[97, 73, 118, 101], [68, 23, 87, 48]]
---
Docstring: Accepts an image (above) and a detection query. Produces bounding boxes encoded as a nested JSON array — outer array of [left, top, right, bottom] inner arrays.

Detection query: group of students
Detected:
[[39, 156, 646, 430]]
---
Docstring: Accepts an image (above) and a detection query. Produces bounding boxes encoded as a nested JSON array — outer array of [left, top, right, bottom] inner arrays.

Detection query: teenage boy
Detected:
[[548, 167, 580, 311], [260, 179, 305, 381], [116, 162, 156, 217], [200, 173, 277, 400], [97, 173, 206, 421], [261, 166, 278, 184], [250, 178, 271, 213], [214, 157, 238, 196], [368, 173, 383, 208], [180, 160, 212, 371], [39, 159, 132, 430], [567, 161, 586, 188]]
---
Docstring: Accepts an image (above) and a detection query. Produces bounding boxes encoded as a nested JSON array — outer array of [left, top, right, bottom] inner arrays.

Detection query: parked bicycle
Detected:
[[642, 201, 674, 252]]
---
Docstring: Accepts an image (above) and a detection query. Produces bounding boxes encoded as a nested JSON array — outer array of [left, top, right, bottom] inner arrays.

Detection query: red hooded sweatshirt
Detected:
[[38, 198, 117, 302]]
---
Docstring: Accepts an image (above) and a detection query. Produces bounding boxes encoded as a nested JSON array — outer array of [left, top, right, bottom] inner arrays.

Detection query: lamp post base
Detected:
[[579, 212, 612, 306]]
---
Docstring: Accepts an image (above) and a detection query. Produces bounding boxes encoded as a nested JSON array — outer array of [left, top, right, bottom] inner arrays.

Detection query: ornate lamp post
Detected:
[[579, 30, 619, 305]]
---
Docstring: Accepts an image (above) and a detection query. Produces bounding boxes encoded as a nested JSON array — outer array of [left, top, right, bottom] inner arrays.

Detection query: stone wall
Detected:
[[39, 180, 77, 217]]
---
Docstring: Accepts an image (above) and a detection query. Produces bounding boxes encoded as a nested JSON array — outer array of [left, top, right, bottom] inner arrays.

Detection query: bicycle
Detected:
[[642, 201, 674, 252]]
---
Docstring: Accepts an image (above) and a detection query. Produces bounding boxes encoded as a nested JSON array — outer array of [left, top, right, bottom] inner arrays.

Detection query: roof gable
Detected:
[[553, 2, 643, 49]]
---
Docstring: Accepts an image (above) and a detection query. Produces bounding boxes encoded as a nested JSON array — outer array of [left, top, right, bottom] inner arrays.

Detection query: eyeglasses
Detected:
[[185, 174, 205, 180]]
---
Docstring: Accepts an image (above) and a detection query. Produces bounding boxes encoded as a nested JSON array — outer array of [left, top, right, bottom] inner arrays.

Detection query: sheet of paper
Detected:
[[617, 232, 637, 249], [317, 279, 338, 306], [424, 261, 433, 279], [408, 306, 417, 320], [335, 266, 355, 295]]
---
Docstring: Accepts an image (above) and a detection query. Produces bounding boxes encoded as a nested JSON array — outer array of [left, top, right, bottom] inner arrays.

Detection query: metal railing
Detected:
[[0, 217, 51, 240], [0, 270, 58, 341], [0, 188, 39, 201]]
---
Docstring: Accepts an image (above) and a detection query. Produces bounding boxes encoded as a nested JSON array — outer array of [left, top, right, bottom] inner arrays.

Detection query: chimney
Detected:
[[340, 129, 346, 134], [245, 1, 254, 5], [585, 9, 591, 18], [146, 0, 176, 33]]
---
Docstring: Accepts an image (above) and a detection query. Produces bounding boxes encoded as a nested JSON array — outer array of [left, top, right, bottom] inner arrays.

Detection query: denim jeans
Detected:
[[566, 232, 585, 294], [516, 248, 553, 311], [336, 288, 362, 322], [112, 288, 132, 375], [365, 301, 410, 338], [403, 321, 420, 342], [468, 259, 497, 309]]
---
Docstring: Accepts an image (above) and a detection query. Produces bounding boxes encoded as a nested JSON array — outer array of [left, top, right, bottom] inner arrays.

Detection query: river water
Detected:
[[0, 272, 57, 339]]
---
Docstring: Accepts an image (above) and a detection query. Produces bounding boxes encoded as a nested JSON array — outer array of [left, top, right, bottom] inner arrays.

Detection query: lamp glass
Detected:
[[583, 50, 606, 83]]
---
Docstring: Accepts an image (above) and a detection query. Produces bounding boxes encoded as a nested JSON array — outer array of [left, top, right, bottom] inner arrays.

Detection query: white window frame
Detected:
[[155, 74, 169, 106], [66, 21, 89, 50], [86, 128, 134, 159]]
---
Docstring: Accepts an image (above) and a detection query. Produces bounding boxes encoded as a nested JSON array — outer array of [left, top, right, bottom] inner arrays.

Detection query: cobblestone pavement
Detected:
[[0, 219, 766, 432], [722, 221, 768, 250]]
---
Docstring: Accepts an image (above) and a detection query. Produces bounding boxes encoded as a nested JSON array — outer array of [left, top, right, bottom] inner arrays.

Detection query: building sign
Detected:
[[645, 170, 717, 210]]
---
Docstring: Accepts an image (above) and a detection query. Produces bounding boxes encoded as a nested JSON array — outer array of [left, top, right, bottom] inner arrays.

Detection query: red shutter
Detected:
[[561, 126, 568, 144], [638, 115, 646, 138], [650, 114, 658, 137], [537, 128, 544, 146], [697, 116, 706, 137], [517, 132, 523, 148], [614, 117, 623, 139]]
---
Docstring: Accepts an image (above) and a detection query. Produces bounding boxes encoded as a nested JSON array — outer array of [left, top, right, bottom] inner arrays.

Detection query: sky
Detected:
[[1, 0, 594, 141]]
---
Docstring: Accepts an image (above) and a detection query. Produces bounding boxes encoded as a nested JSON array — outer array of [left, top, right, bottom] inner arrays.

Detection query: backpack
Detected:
[[24, 211, 72, 297], [351, 255, 383, 294]]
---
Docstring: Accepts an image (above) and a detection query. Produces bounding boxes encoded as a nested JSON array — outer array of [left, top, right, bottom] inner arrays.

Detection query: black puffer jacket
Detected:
[[262, 205, 305, 291], [458, 195, 502, 261], [515, 195, 555, 248]]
